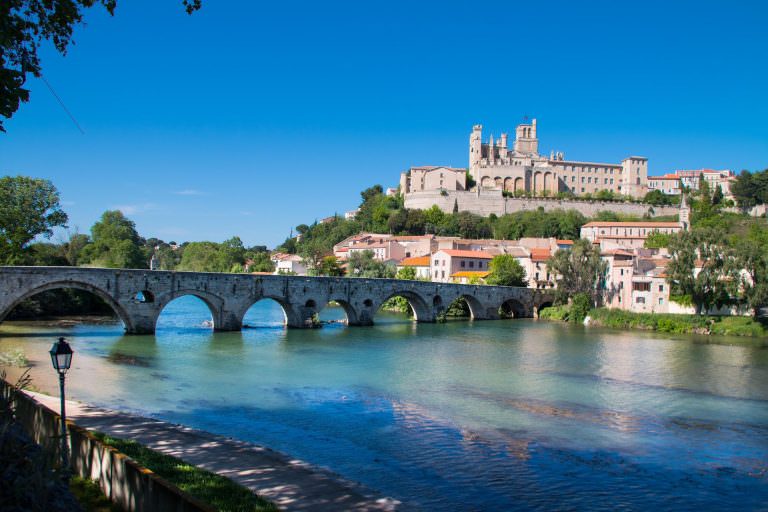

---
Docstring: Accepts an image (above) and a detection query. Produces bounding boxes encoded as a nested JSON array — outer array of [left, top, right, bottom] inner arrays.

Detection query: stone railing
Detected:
[[4, 380, 215, 512]]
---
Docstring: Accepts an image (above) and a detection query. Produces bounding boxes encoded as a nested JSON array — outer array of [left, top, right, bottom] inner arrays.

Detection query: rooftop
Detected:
[[438, 249, 494, 259]]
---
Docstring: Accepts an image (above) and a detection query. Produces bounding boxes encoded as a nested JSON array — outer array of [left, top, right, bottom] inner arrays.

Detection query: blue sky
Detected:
[[1, 0, 766, 247]]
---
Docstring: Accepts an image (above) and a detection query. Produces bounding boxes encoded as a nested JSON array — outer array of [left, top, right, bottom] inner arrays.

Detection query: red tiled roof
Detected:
[[530, 248, 551, 262], [556, 239, 574, 245], [582, 221, 682, 228], [438, 249, 493, 259], [399, 256, 430, 267]]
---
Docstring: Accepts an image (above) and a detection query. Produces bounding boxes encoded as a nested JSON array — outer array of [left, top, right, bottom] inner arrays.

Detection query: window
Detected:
[[461, 261, 466, 268], [581, 177, 585, 183], [434, 271, 438, 278], [442, 260, 445, 266], [479, 261, 483, 268], [635, 296, 645, 304], [659, 297, 664, 305], [658, 284, 664, 292], [620, 269, 624, 276], [469, 261, 475, 268], [441, 270, 445, 278], [434, 259, 438, 266], [633, 282, 651, 292], [571, 176, 575, 182]]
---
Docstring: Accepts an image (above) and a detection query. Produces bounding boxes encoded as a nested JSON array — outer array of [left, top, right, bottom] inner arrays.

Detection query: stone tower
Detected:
[[679, 189, 690, 231], [469, 125, 482, 169], [513, 118, 539, 155], [621, 156, 648, 197]]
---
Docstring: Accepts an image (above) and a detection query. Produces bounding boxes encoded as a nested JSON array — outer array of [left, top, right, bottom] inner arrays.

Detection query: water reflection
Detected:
[[1, 295, 767, 511]]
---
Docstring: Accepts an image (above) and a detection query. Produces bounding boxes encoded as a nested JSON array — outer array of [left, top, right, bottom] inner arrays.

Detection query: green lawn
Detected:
[[92, 432, 278, 512]]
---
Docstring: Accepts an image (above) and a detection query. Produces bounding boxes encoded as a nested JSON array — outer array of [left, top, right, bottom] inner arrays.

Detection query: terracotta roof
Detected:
[[602, 249, 634, 257], [451, 271, 491, 278], [399, 256, 430, 267], [556, 239, 574, 245], [437, 249, 493, 259], [530, 248, 551, 262], [582, 221, 682, 228], [390, 235, 434, 241]]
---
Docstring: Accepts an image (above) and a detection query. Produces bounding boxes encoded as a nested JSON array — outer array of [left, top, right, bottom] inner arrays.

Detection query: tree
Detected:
[[486, 254, 527, 287], [1, 0, 201, 132], [347, 250, 394, 278], [666, 229, 737, 315], [246, 251, 274, 273], [644, 230, 672, 249], [0, 176, 68, 264], [396, 265, 417, 280], [79, 210, 145, 268], [546, 238, 607, 305], [177, 241, 221, 272], [735, 226, 768, 318], [317, 255, 344, 276]]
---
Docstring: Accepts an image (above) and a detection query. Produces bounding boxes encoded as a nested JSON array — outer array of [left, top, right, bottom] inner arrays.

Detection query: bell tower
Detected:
[[513, 118, 539, 156]]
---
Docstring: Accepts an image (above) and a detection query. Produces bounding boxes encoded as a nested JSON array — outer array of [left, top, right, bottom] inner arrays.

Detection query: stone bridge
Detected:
[[0, 267, 555, 334]]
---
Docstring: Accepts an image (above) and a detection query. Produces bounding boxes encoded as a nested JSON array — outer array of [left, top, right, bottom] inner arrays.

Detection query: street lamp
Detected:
[[49, 337, 73, 476]]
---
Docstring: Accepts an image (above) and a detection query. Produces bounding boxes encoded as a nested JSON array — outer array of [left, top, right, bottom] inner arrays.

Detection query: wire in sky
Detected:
[[38, 73, 86, 135]]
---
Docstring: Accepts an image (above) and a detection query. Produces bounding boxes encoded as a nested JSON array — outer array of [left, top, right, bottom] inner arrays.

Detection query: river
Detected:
[[1, 296, 767, 511]]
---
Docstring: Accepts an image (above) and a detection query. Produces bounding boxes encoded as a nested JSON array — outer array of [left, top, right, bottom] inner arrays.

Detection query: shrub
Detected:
[[570, 293, 592, 323]]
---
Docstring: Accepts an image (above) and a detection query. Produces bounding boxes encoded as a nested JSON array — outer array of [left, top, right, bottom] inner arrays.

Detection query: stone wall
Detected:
[[403, 190, 680, 218], [4, 381, 215, 512]]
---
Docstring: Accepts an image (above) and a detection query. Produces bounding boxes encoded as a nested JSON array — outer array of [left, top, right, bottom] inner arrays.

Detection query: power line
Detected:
[[38, 73, 85, 135]]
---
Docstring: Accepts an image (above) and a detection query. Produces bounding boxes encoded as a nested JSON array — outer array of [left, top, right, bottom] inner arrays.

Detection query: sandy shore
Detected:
[[5, 364, 400, 512]]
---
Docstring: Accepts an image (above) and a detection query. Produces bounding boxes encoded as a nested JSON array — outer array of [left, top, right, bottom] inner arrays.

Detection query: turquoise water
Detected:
[[2, 295, 768, 510]]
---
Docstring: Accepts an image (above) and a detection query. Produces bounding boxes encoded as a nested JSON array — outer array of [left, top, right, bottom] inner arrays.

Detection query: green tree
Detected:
[[317, 255, 344, 276], [666, 229, 737, 315], [547, 238, 607, 306], [177, 241, 221, 272], [0, 176, 68, 264], [735, 226, 768, 318], [246, 251, 274, 273], [2, 0, 201, 132], [486, 254, 527, 287], [80, 210, 145, 268], [396, 265, 417, 280], [347, 250, 395, 278], [644, 230, 672, 249]]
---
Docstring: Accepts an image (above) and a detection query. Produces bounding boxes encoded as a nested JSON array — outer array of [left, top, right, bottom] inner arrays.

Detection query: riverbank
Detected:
[[540, 305, 768, 338], [23, 388, 399, 512]]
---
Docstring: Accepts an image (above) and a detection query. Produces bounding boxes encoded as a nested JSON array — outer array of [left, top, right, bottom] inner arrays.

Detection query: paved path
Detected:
[[28, 392, 400, 512]]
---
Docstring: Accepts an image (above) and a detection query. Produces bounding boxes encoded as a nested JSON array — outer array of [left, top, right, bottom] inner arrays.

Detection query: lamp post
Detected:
[[49, 337, 73, 477]]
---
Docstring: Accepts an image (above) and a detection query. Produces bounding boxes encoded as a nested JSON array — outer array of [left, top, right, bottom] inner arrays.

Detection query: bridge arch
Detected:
[[153, 289, 225, 331], [0, 280, 133, 331], [499, 298, 528, 318], [239, 295, 303, 328], [375, 290, 433, 322]]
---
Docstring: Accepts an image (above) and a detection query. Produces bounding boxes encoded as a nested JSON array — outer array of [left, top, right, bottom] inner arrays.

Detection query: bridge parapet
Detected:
[[0, 267, 554, 334]]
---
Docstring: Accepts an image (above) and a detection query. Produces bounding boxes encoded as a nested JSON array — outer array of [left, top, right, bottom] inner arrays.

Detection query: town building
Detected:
[[271, 253, 308, 276], [580, 221, 684, 250], [647, 169, 735, 199], [431, 249, 493, 283], [396, 256, 431, 279]]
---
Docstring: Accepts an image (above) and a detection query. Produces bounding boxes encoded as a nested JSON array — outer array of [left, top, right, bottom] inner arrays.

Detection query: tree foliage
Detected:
[[730, 169, 768, 209], [734, 225, 768, 318], [0, 176, 68, 264], [1, 0, 201, 131], [346, 250, 395, 278], [666, 228, 738, 315], [486, 254, 527, 287], [80, 210, 145, 268], [546, 238, 607, 305]]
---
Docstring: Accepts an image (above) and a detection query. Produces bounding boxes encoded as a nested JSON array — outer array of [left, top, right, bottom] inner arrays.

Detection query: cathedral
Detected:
[[401, 120, 648, 198]]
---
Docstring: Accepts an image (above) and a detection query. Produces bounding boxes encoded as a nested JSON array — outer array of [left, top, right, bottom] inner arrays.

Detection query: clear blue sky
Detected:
[[1, 0, 766, 247]]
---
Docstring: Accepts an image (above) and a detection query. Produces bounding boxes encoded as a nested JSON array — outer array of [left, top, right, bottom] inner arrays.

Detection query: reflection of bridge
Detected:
[[0, 267, 554, 334]]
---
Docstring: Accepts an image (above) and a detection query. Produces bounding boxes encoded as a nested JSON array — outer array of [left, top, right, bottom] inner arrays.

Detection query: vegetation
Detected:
[[587, 308, 768, 337], [0, 176, 68, 264], [346, 250, 395, 278], [80, 210, 145, 269], [1, 371, 83, 511], [546, 239, 607, 306], [485, 254, 527, 287], [69, 476, 121, 512], [730, 168, 768, 209], [91, 432, 277, 512]]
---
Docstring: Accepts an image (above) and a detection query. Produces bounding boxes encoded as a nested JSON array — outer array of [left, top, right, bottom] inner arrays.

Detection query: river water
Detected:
[[1, 296, 767, 511]]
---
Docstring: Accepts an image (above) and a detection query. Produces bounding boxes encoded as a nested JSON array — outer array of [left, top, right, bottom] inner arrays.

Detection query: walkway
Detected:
[[28, 392, 400, 512]]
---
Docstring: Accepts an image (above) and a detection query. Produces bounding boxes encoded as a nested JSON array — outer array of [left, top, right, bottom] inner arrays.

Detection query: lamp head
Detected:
[[50, 337, 73, 374]]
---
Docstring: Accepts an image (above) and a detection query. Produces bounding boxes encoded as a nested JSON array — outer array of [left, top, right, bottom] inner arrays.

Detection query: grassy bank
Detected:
[[92, 432, 278, 512], [541, 305, 768, 338]]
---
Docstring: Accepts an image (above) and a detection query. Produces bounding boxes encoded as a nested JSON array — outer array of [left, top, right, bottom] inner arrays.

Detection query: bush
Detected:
[[570, 293, 592, 323]]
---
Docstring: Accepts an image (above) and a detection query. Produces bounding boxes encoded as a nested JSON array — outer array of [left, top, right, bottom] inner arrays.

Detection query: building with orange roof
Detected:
[[396, 255, 431, 279], [431, 249, 493, 283]]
